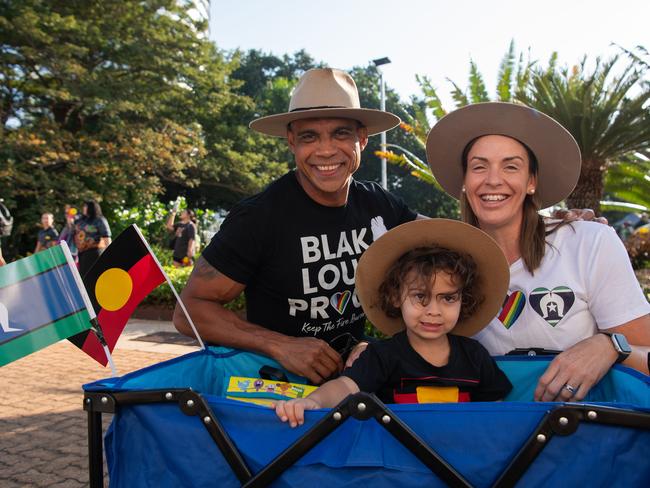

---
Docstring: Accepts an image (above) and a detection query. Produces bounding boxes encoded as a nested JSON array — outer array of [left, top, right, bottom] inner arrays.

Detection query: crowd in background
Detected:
[[0, 199, 112, 277], [0, 198, 199, 276]]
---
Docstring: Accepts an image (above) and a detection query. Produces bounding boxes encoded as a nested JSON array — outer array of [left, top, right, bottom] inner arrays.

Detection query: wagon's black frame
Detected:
[[83, 390, 650, 488]]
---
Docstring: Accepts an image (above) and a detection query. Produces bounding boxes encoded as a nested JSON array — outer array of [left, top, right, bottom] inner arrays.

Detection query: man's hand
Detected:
[[551, 208, 608, 225], [274, 398, 320, 427], [273, 336, 343, 385], [534, 334, 617, 402]]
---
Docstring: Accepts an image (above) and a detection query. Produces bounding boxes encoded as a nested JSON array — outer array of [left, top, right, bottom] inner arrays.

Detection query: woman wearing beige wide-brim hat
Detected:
[[427, 102, 650, 402]]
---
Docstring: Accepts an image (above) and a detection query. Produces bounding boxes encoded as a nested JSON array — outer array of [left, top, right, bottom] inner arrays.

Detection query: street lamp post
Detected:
[[373, 57, 391, 190]]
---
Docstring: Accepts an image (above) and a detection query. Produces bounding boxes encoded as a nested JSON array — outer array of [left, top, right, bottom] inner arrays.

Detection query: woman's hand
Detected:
[[534, 333, 617, 402]]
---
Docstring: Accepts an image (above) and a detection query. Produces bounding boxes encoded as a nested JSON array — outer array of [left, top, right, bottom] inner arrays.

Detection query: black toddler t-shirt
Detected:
[[201, 171, 417, 344], [342, 332, 512, 403]]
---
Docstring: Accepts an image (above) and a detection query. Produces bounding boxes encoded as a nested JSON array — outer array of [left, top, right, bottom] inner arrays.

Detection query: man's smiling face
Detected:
[[287, 117, 368, 207]]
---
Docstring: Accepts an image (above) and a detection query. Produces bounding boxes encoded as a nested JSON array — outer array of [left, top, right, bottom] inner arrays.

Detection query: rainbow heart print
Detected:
[[498, 291, 526, 329], [330, 290, 351, 315]]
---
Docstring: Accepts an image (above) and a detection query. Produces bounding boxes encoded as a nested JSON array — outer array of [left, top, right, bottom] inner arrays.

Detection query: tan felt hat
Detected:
[[426, 102, 581, 209], [249, 68, 401, 137], [355, 219, 510, 337]]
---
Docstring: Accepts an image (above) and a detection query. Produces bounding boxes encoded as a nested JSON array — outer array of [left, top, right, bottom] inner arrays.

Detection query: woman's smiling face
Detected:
[[463, 135, 537, 233]]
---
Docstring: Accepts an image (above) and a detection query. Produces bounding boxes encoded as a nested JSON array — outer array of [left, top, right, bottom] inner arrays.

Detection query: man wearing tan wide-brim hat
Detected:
[[174, 68, 422, 385]]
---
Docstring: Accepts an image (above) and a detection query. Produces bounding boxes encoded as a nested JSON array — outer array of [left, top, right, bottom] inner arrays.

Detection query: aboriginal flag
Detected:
[[68, 225, 165, 366]]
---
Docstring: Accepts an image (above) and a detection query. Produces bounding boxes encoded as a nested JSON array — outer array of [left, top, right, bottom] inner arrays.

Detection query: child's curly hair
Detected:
[[378, 246, 483, 322]]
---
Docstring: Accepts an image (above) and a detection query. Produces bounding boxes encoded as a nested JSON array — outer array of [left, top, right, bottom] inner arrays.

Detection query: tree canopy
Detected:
[[2, 5, 648, 259], [0, 0, 286, 254]]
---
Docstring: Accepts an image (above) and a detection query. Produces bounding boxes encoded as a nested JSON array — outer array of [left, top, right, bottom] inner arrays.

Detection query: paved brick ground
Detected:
[[0, 340, 179, 487]]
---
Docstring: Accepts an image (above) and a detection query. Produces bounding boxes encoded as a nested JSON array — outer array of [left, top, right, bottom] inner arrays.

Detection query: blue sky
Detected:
[[210, 0, 649, 105]]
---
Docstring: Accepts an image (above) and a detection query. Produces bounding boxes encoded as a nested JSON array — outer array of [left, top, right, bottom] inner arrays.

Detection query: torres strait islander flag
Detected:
[[68, 225, 165, 366], [0, 242, 95, 367]]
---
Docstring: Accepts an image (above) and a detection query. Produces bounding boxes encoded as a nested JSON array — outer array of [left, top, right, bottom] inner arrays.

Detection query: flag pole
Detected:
[[60, 241, 118, 375], [90, 318, 118, 377], [133, 225, 206, 350], [163, 279, 205, 350]]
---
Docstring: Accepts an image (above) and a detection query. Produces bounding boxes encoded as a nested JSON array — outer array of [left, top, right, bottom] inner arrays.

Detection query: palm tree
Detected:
[[384, 44, 650, 215], [516, 51, 650, 213], [602, 154, 650, 212], [377, 41, 534, 190]]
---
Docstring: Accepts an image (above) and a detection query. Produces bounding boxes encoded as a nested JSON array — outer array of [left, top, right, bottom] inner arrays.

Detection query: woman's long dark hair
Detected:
[[84, 200, 103, 220]]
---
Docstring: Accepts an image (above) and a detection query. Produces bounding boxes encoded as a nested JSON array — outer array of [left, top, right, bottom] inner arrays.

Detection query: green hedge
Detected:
[[141, 260, 246, 313]]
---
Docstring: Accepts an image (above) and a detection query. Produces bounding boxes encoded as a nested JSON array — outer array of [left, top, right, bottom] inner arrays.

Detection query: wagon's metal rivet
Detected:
[[203, 416, 211, 424], [381, 415, 391, 424], [357, 402, 366, 412], [587, 410, 597, 420], [536, 434, 547, 443], [186, 399, 195, 408], [332, 412, 342, 421], [558, 416, 569, 426], [165, 392, 173, 400], [101, 396, 108, 404]]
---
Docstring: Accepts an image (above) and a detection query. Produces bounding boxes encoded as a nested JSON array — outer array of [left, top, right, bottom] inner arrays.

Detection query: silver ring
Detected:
[[563, 383, 577, 395]]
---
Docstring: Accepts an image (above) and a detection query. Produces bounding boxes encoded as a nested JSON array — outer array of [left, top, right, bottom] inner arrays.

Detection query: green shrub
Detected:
[[111, 197, 222, 253], [112, 201, 170, 249], [150, 244, 174, 267], [142, 263, 246, 313], [625, 227, 650, 270], [364, 320, 385, 340]]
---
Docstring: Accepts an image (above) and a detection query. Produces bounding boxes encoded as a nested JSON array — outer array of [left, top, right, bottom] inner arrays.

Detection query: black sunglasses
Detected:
[[328, 332, 360, 357]]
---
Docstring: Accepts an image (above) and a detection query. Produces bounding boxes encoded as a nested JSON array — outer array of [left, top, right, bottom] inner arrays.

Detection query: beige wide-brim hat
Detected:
[[355, 219, 509, 337], [249, 68, 401, 137], [426, 102, 581, 209]]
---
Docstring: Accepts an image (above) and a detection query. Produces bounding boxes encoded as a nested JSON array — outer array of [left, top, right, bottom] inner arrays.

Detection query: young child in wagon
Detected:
[[274, 219, 513, 427]]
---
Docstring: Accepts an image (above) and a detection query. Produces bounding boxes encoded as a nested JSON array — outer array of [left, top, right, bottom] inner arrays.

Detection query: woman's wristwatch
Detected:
[[600, 332, 632, 363]]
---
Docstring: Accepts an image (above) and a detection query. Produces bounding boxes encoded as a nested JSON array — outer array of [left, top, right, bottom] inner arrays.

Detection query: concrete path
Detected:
[[0, 320, 200, 487]]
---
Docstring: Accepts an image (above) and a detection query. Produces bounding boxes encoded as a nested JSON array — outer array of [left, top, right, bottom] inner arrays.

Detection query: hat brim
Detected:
[[250, 108, 400, 137], [426, 103, 581, 209], [355, 219, 509, 337]]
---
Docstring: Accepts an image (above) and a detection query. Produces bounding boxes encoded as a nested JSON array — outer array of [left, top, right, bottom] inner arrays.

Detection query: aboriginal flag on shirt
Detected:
[[68, 225, 165, 366]]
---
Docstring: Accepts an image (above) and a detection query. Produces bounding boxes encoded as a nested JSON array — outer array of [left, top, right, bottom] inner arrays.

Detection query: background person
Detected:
[[74, 200, 111, 276], [34, 212, 58, 253], [174, 68, 420, 384], [58, 205, 79, 262], [275, 219, 512, 427], [166, 203, 197, 267], [0, 199, 12, 266], [426, 102, 650, 402]]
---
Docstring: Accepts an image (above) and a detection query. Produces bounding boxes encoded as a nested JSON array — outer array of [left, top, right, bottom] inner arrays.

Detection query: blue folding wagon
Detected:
[[83, 346, 650, 487]]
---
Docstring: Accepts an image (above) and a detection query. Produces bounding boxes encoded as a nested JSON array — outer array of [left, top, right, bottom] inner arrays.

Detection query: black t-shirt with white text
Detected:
[[202, 171, 417, 345]]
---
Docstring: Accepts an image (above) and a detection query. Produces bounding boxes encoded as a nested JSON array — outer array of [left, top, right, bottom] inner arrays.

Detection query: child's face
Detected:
[[399, 270, 462, 343], [41, 214, 53, 229]]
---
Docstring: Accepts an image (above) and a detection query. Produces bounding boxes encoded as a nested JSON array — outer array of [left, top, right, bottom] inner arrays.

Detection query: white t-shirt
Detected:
[[475, 221, 650, 355]]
